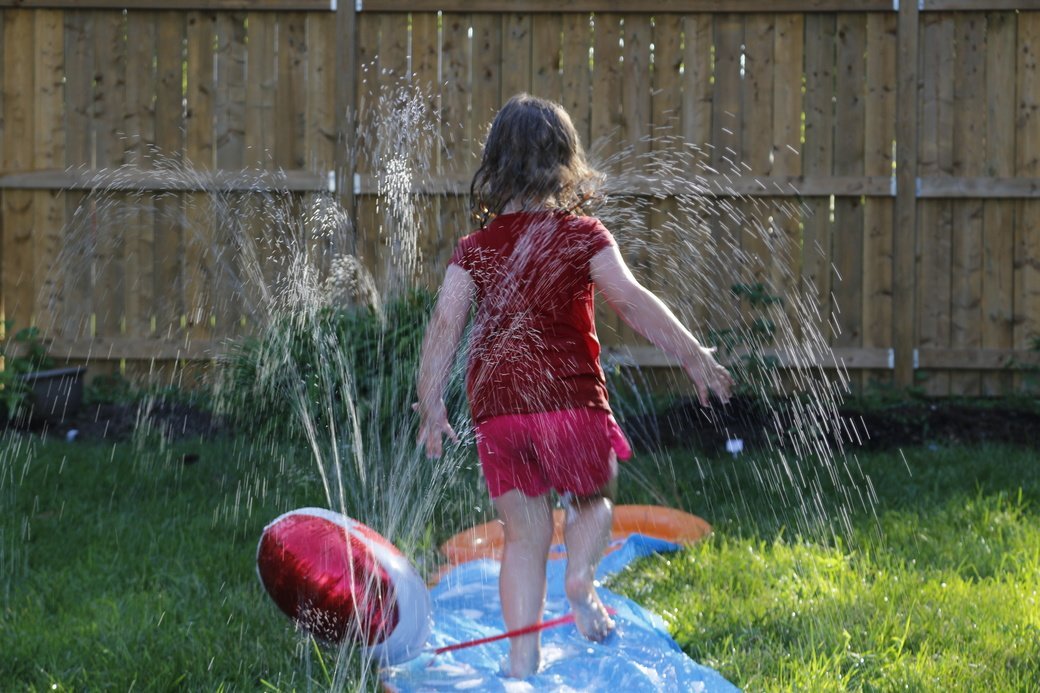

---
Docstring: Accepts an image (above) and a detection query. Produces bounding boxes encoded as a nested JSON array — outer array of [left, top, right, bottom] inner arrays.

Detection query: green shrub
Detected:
[[706, 282, 783, 398], [0, 322, 56, 420], [218, 289, 458, 445]]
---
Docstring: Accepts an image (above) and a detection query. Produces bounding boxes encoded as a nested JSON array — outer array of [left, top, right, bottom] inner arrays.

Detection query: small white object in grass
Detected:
[[65, 429, 78, 442], [725, 438, 744, 456]]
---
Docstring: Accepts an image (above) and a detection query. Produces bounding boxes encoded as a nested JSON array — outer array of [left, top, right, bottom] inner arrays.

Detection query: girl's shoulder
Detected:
[[559, 213, 612, 244]]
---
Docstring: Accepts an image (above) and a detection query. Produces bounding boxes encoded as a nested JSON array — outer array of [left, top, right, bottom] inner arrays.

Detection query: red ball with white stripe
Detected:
[[256, 508, 431, 664]]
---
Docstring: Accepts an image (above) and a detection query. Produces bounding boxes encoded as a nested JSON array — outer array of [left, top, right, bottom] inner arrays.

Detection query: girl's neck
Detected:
[[502, 198, 549, 214]]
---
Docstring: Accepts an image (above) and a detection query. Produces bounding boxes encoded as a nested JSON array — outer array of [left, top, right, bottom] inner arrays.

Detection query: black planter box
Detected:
[[17, 366, 87, 426]]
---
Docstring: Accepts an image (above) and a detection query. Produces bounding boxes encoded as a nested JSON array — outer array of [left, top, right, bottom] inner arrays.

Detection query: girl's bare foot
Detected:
[[566, 580, 616, 642]]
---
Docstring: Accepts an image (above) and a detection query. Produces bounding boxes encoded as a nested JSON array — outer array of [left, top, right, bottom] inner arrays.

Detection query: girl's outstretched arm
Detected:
[[590, 244, 734, 407], [416, 264, 475, 458]]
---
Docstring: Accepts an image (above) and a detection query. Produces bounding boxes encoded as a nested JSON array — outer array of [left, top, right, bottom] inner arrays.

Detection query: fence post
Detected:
[[335, 0, 359, 255], [894, 0, 920, 387]]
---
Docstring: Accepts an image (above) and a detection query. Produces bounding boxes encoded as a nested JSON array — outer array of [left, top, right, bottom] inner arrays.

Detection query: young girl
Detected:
[[416, 94, 733, 679]]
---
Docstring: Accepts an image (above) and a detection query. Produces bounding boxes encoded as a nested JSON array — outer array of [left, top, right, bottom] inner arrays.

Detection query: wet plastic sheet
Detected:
[[381, 534, 740, 692]]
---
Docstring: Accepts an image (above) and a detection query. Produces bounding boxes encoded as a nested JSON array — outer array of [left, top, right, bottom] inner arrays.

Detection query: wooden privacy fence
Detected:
[[0, 0, 1039, 396]]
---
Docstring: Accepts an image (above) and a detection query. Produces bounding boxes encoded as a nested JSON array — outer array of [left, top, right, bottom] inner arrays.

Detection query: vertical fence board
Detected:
[[215, 13, 245, 169], [501, 14, 531, 100], [676, 13, 715, 331], [832, 14, 866, 390], [651, 14, 681, 142], [123, 12, 158, 378], [681, 14, 712, 151], [471, 13, 501, 145], [305, 13, 336, 283], [0, 11, 4, 170], [33, 10, 65, 342], [93, 12, 126, 169], [125, 12, 157, 347], [307, 12, 335, 280], [62, 11, 93, 342], [1, 10, 5, 325], [439, 13, 470, 294], [738, 14, 776, 365], [772, 13, 805, 346], [981, 12, 1016, 394], [356, 11, 383, 286], [590, 13, 622, 345], [242, 11, 276, 322], [863, 12, 896, 388], [531, 14, 562, 103], [590, 12, 621, 165], [741, 13, 775, 302], [1015, 12, 1040, 383], [153, 11, 185, 351], [92, 11, 128, 367], [469, 11, 500, 258], [949, 13, 987, 396], [613, 14, 651, 346], [184, 10, 215, 358], [560, 13, 591, 149], [276, 14, 306, 170], [355, 11, 379, 174], [243, 13, 274, 167], [708, 14, 745, 333], [374, 12, 409, 290], [441, 13, 470, 175], [353, 12, 381, 294], [214, 13, 246, 342], [743, 14, 774, 176], [772, 14, 802, 176], [216, 13, 246, 170], [918, 13, 955, 396], [648, 14, 681, 303], [2, 11, 34, 331], [802, 14, 835, 350], [622, 14, 651, 158], [411, 12, 443, 289], [712, 14, 743, 170]]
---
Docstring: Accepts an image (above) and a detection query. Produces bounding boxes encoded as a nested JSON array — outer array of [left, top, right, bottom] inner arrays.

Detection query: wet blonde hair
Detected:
[[470, 94, 602, 227]]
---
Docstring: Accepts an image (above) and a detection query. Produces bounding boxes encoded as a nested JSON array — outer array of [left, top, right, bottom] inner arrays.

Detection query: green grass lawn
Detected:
[[1, 434, 1037, 691]]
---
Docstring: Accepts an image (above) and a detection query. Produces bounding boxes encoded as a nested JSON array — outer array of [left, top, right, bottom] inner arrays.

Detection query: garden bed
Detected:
[[8, 398, 227, 443], [619, 394, 1040, 453], [8, 389, 1040, 452]]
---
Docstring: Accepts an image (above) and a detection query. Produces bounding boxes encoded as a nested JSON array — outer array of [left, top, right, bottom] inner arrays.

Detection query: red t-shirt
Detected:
[[449, 210, 615, 423]]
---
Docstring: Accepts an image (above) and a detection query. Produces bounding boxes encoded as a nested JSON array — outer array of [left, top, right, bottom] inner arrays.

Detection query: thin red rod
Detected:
[[428, 608, 617, 657]]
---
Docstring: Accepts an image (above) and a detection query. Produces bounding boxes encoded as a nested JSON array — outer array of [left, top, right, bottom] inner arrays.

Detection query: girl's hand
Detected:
[[683, 347, 735, 407], [413, 400, 459, 459]]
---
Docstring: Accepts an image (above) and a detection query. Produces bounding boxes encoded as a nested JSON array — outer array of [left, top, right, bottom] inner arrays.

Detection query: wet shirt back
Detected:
[[449, 210, 615, 423]]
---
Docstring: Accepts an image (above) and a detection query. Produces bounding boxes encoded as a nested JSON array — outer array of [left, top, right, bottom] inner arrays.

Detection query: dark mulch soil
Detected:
[[620, 395, 1040, 454], [841, 400, 1040, 450], [8, 393, 1039, 451], [9, 400, 228, 443]]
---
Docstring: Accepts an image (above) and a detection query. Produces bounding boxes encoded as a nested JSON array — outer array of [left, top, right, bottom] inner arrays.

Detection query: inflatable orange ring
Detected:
[[439, 504, 712, 566]]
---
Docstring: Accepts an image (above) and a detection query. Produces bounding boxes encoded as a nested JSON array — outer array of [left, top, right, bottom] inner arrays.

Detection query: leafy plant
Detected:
[[1023, 333, 1040, 394], [84, 373, 137, 405], [0, 322, 56, 420], [219, 288, 456, 444], [706, 282, 783, 396]]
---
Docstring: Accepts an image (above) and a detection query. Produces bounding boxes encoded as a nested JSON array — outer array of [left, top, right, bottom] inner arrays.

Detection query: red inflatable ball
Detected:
[[256, 508, 432, 665]]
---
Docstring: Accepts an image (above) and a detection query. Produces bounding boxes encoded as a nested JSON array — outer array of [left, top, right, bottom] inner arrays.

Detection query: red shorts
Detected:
[[475, 408, 633, 499]]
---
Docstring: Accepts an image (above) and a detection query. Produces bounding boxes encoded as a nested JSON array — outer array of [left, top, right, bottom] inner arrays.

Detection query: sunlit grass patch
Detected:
[[611, 444, 1040, 691]]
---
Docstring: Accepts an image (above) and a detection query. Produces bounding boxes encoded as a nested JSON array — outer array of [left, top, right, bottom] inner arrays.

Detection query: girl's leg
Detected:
[[563, 475, 617, 642], [493, 489, 554, 678]]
